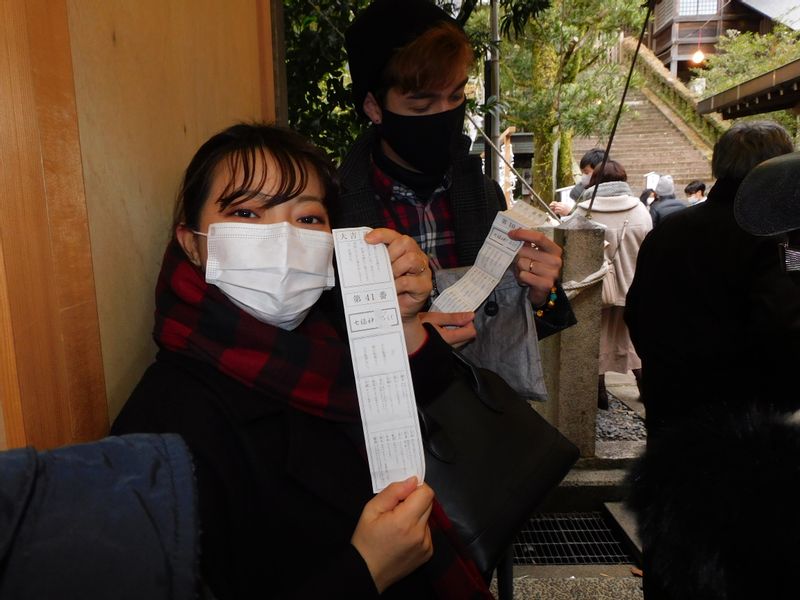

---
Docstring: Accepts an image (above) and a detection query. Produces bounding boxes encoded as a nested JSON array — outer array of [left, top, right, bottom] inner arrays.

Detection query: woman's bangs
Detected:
[[217, 146, 309, 210]]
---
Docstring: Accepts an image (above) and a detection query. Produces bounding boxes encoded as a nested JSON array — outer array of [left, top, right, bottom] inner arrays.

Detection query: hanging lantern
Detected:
[[691, 25, 705, 64]]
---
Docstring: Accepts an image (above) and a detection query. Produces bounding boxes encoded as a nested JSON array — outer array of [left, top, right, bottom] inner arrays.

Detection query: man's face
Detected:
[[381, 61, 469, 117]]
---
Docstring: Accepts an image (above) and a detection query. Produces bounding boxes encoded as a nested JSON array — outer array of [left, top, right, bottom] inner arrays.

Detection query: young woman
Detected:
[[111, 124, 491, 599], [574, 160, 652, 409]]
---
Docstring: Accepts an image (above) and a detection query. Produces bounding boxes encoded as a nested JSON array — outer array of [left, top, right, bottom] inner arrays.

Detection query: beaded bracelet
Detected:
[[534, 286, 558, 318]]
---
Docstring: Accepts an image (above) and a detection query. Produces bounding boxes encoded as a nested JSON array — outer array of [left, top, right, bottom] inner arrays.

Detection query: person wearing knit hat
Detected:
[[649, 174, 685, 227], [335, 0, 574, 348]]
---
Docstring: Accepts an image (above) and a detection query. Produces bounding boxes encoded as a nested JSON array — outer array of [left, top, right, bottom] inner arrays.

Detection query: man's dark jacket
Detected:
[[335, 129, 575, 338], [337, 129, 501, 267], [625, 177, 800, 434], [111, 328, 457, 600], [649, 194, 686, 227]]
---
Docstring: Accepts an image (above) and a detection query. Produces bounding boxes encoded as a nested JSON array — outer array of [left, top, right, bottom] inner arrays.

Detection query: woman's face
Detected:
[[179, 153, 330, 269]]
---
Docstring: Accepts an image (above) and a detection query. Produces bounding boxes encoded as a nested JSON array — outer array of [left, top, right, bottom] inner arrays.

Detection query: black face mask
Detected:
[[378, 101, 467, 176]]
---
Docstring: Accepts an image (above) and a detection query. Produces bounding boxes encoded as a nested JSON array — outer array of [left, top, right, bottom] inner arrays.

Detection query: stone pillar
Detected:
[[538, 216, 605, 457]]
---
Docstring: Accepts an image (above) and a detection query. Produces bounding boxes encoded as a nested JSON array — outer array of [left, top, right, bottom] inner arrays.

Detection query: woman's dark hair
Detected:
[[579, 148, 607, 170], [640, 188, 655, 205], [174, 123, 339, 231], [589, 159, 627, 187]]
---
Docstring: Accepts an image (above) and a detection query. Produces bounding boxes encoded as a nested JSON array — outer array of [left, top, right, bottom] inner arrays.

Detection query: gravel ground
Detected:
[[596, 395, 647, 441]]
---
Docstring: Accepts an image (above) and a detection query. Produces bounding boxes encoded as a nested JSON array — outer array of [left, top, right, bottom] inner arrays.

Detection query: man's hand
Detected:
[[351, 478, 435, 593], [365, 229, 431, 321], [508, 229, 563, 307], [365, 229, 432, 351], [419, 311, 476, 348]]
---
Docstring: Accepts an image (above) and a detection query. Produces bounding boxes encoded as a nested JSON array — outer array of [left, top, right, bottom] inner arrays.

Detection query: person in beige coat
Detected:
[[574, 160, 652, 408]]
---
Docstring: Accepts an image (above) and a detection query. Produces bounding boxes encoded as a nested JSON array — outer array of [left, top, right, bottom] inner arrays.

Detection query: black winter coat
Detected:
[[648, 194, 686, 227], [111, 331, 454, 600], [625, 178, 800, 433]]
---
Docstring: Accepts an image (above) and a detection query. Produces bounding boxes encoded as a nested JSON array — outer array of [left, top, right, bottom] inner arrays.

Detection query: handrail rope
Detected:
[[561, 262, 610, 300], [586, 0, 655, 220]]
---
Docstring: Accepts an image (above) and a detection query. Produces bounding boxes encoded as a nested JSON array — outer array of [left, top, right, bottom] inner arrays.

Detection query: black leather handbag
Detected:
[[419, 351, 579, 578]]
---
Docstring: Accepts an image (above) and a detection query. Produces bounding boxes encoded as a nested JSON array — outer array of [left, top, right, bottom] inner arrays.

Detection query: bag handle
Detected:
[[607, 219, 629, 265], [418, 352, 505, 464], [417, 409, 457, 463], [451, 351, 503, 413]]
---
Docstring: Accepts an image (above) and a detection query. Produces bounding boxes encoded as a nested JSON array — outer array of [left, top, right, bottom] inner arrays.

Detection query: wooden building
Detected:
[[647, 0, 774, 81]]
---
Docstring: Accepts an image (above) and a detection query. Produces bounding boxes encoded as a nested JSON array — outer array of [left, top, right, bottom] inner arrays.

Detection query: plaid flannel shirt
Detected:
[[371, 162, 458, 270]]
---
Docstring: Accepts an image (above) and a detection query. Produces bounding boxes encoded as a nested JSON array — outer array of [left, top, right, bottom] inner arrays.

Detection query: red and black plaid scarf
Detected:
[[154, 240, 359, 422], [153, 240, 493, 599]]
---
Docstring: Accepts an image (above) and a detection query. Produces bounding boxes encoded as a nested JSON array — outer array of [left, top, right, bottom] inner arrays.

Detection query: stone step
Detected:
[[605, 501, 643, 566], [573, 86, 711, 189]]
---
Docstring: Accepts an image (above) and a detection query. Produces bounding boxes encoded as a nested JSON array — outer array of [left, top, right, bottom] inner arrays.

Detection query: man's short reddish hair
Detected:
[[381, 22, 474, 98]]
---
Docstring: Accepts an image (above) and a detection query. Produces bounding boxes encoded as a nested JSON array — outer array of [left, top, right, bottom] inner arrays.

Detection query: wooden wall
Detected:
[[67, 0, 276, 421], [0, 0, 276, 448], [0, 0, 107, 449]]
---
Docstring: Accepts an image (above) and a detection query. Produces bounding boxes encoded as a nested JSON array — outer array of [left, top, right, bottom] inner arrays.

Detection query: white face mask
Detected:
[[197, 222, 335, 330], [580, 173, 591, 186]]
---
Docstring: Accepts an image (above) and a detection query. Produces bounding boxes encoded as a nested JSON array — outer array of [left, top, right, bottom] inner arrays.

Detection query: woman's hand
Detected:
[[419, 311, 476, 348], [509, 229, 563, 307], [351, 477, 435, 594], [365, 229, 432, 352], [549, 201, 571, 217]]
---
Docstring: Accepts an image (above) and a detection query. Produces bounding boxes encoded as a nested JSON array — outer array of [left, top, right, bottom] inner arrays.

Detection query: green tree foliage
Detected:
[[693, 25, 800, 96], [284, 1, 370, 160], [691, 25, 800, 139], [283, 1, 544, 160], [473, 0, 644, 198]]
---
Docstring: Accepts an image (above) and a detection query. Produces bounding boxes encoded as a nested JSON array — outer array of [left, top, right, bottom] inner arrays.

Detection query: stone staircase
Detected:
[[573, 88, 713, 197]]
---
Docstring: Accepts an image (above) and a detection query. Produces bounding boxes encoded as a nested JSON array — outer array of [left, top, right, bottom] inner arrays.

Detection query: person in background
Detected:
[[628, 402, 800, 600], [112, 123, 493, 599], [550, 148, 607, 216], [684, 179, 706, 205], [735, 151, 800, 272], [336, 0, 575, 348], [639, 188, 655, 207], [628, 150, 800, 600], [573, 159, 651, 409], [648, 174, 685, 226], [625, 120, 796, 441]]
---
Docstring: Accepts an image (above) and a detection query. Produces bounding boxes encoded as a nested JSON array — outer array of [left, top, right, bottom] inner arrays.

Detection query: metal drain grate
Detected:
[[513, 512, 632, 565]]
